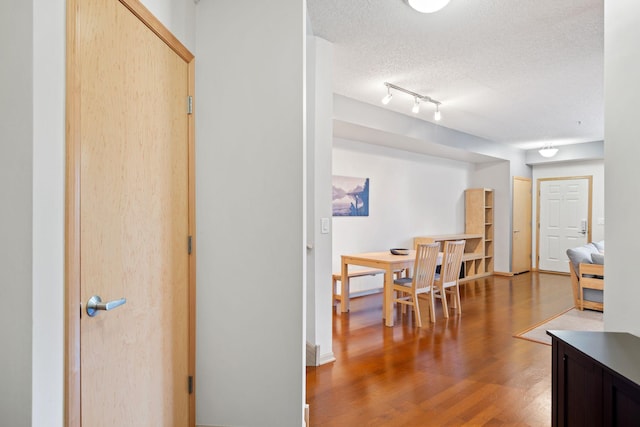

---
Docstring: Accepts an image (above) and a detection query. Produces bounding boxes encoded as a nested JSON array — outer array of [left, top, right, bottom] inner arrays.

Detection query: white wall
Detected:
[[139, 0, 196, 51], [1, 2, 33, 425], [526, 140, 604, 165], [32, 0, 65, 425], [603, 1, 640, 333], [306, 36, 334, 365], [531, 160, 605, 268], [331, 93, 531, 274], [195, 1, 305, 426], [332, 138, 472, 292]]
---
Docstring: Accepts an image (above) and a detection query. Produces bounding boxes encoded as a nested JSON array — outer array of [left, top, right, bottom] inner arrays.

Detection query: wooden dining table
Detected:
[[340, 250, 424, 327]]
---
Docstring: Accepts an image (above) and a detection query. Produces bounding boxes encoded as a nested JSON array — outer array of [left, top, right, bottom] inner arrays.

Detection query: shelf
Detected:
[[465, 188, 494, 279]]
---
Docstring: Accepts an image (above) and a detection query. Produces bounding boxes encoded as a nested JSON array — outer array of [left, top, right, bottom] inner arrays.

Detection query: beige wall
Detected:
[[195, 1, 306, 425], [0, 2, 33, 425]]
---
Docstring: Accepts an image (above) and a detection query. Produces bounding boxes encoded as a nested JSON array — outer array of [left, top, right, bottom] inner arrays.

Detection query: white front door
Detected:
[[538, 177, 591, 272]]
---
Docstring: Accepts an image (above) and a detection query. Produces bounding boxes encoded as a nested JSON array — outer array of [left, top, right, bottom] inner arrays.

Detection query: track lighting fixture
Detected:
[[381, 82, 442, 121]]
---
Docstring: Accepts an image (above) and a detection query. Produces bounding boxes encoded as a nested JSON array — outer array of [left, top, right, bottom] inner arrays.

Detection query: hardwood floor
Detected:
[[306, 272, 574, 426]]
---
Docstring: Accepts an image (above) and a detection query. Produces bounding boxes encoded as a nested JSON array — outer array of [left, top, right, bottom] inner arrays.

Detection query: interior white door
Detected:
[[538, 178, 591, 272]]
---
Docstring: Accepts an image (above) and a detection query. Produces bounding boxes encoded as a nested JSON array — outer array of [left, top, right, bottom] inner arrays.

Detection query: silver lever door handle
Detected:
[[86, 295, 127, 317]]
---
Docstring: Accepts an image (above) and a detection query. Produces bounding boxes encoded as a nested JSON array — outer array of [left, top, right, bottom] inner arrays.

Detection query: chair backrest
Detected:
[[440, 240, 466, 287], [412, 243, 440, 293]]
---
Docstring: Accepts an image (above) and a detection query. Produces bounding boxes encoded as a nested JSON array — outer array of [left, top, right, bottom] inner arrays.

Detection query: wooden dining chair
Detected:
[[434, 240, 466, 319], [392, 242, 440, 327]]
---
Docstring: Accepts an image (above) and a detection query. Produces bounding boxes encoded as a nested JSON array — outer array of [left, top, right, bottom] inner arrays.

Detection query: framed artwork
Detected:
[[332, 175, 370, 216]]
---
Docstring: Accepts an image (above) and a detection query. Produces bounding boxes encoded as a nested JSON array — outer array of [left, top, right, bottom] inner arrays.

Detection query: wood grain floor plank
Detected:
[[306, 272, 573, 426]]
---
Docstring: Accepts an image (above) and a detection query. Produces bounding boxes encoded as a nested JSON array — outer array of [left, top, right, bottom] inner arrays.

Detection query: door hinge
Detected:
[[188, 375, 193, 394], [188, 235, 193, 254], [187, 95, 193, 115]]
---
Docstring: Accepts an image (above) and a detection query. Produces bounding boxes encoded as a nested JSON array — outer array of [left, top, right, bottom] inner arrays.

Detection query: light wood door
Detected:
[[537, 177, 591, 273], [512, 177, 532, 274], [67, 0, 195, 426]]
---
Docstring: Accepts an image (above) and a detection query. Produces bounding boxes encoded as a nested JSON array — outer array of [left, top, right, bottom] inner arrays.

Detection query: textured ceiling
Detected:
[[307, 0, 603, 150]]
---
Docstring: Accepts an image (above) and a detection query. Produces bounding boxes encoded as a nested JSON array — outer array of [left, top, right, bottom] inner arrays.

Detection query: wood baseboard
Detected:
[[538, 270, 571, 276], [493, 271, 514, 277]]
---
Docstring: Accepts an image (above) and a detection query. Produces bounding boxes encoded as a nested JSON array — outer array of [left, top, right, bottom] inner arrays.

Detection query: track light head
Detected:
[[412, 98, 420, 114], [381, 85, 393, 105]]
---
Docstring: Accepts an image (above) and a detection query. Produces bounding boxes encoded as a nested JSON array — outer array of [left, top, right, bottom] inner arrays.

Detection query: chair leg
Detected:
[[332, 277, 337, 307], [440, 286, 450, 319], [413, 293, 422, 328], [449, 286, 462, 315], [428, 290, 436, 323], [397, 290, 407, 315]]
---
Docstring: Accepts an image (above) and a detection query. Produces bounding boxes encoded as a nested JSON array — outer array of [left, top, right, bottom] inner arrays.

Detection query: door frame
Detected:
[[64, 0, 196, 425], [512, 176, 532, 274], [535, 176, 592, 272]]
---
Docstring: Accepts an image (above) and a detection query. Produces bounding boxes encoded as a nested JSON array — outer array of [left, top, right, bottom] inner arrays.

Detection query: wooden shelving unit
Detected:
[[465, 188, 494, 277]]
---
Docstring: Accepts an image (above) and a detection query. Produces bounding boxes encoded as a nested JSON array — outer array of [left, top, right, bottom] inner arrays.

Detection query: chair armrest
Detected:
[[580, 263, 604, 277], [579, 262, 604, 291], [568, 262, 581, 308]]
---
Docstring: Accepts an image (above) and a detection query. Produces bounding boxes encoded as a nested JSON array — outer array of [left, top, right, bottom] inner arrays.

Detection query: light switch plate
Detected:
[[321, 218, 330, 234]]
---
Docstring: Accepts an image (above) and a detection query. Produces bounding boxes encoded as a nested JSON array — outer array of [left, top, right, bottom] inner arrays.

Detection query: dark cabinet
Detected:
[[548, 331, 640, 426]]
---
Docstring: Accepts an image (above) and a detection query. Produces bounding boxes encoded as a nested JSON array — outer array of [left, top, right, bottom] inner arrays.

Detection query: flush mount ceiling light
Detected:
[[539, 143, 559, 158], [406, 0, 451, 14], [381, 82, 442, 121]]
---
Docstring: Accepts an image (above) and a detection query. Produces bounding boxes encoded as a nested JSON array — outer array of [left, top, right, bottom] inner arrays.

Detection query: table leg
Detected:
[[340, 260, 349, 313], [384, 266, 394, 327]]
